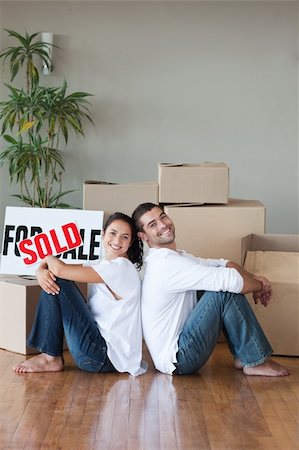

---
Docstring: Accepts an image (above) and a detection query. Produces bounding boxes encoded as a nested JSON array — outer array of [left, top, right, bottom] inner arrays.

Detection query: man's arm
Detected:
[[226, 261, 272, 307]]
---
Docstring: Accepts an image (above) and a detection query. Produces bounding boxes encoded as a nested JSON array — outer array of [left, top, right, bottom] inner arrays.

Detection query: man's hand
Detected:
[[252, 276, 272, 307], [254, 275, 272, 293], [227, 260, 272, 303]]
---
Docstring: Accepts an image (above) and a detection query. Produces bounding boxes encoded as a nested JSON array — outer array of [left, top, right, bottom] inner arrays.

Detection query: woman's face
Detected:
[[103, 219, 132, 260]]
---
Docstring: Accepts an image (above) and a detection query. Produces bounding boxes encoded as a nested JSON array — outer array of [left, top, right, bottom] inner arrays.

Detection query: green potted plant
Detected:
[[0, 29, 93, 207]]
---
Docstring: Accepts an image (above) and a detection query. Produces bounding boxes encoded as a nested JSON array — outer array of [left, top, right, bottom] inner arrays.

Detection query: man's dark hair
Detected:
[[132, 203, 161, 232]]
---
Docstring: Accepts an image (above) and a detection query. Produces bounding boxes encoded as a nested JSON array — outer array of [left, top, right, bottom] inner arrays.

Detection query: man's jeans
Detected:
[[27, 279, 116, 373], [174, 291, 272, 375]]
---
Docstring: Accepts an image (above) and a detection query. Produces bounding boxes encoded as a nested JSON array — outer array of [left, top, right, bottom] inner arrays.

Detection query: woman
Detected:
[[13, 212, 147, 376]]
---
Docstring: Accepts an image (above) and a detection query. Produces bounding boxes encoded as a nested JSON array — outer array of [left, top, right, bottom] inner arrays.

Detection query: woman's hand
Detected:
[[36, 263, 60, 295]]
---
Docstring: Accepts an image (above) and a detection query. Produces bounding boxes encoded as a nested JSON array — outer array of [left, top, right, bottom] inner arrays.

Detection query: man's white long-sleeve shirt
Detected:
[[142, 248, 244, 374]]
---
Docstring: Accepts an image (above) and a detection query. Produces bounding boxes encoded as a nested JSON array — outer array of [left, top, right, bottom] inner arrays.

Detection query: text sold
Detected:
[[18, 222, 82, 265]]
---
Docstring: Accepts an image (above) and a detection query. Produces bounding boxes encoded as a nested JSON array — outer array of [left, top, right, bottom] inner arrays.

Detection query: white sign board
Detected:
[[1, 207, 103, 275]]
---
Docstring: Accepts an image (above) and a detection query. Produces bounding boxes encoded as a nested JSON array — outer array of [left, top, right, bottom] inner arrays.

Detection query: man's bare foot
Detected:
[[242, 359, 290, 377], [12, 353, 64, 373]]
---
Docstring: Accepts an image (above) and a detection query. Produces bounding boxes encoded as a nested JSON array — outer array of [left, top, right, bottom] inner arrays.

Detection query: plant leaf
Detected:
[[17, 120, 38, 134]]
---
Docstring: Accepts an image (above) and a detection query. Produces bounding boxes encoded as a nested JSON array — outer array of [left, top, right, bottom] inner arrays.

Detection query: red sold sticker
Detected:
[[18, 222, 83, 265]]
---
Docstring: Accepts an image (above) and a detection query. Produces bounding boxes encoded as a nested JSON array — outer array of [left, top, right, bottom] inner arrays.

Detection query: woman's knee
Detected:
[[56, 278, 74, 288], [55, 279, 80, 296]]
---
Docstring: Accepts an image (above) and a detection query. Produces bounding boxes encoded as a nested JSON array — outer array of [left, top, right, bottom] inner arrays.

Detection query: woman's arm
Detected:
[[45, 256, 104, 283]]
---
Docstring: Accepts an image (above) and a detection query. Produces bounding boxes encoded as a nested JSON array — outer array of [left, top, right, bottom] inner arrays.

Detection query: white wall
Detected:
[[0, 1, 298, 246]]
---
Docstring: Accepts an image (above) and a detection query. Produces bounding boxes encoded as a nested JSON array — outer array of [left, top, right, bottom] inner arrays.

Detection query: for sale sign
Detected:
[[1, 207, 104, 275]]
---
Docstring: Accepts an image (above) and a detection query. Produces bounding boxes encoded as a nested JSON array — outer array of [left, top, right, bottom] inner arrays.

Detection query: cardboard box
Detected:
[[83, 181, 159, 221], [158, 162, 229, 204], [0, 275, 87, 355], [242, 234, 299, 356], [165, 199, 265, 263]]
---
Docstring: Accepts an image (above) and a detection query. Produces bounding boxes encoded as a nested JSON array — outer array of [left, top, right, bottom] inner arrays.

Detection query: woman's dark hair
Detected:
[[103, 212, 143, 270]]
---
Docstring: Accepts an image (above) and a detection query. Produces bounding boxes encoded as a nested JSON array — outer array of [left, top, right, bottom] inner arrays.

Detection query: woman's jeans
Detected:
[[174, 291, 272, 375], [27, 279, 116, 373]]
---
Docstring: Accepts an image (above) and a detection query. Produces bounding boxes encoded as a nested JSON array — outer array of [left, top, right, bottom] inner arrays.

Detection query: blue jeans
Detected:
[[27, 279, 116, 373], [173, 291, 272, 375]]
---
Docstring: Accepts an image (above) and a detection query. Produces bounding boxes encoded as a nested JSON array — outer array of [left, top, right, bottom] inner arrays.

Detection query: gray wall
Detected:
[[0, 1, 298, 247]]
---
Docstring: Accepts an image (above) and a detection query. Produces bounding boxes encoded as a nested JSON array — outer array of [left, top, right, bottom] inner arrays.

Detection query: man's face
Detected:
[[138, 206, 175, 248]]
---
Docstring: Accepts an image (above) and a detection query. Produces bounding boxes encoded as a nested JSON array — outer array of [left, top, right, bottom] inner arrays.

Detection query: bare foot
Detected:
[[243, 359, 290, 377], [234, 358, 243, 370], [12, 353, 64, 373]]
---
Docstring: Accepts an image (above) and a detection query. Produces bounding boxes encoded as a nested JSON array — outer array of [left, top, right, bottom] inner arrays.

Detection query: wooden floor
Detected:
[[0, 343, 298, 450]]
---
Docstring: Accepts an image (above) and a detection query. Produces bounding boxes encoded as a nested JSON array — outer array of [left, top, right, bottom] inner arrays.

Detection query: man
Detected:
[[132, 203, 290, 377]]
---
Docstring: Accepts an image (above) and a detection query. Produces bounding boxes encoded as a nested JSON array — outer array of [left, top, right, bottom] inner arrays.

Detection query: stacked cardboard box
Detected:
[[159, 162, 229, 204], [165, 199, 265, 263], [83, 180, 159, 221]]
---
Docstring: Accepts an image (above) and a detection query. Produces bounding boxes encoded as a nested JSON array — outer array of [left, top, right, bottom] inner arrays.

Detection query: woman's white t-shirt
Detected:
[[86, 257, 147, 376]]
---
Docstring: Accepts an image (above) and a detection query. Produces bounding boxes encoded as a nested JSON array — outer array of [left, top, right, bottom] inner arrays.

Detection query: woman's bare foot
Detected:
[[234, 358, 243, 370], [12, 353, 64, 373], [242, 359, 290, 377]]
